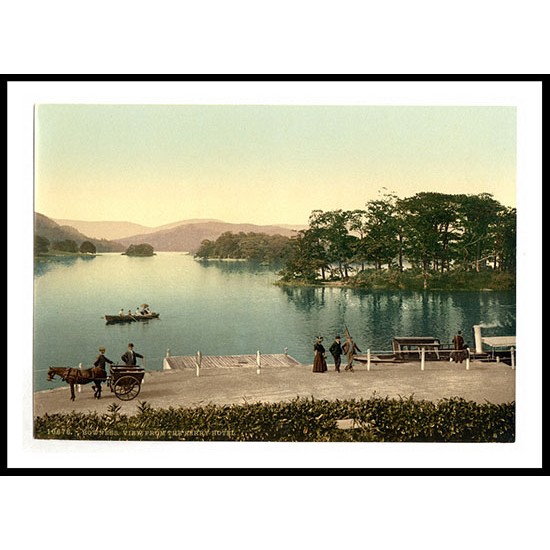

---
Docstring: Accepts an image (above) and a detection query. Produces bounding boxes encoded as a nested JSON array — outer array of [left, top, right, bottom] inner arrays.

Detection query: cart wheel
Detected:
[[114, 376, 141, 401]]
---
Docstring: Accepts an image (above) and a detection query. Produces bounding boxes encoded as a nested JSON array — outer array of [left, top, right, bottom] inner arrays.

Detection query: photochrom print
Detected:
[[33, 101, 516, 443]]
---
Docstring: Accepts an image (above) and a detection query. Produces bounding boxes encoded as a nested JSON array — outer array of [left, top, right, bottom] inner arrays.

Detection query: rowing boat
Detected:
[[105, 312, 160, 324]]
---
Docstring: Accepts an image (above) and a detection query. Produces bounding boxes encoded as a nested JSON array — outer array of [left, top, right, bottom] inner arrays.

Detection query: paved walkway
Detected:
[[34, 359, 515, 417]]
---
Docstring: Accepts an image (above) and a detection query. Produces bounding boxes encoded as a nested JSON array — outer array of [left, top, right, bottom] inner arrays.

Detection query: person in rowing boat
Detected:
[[119, 308, 125, 316], [121, 343, 144, 366]]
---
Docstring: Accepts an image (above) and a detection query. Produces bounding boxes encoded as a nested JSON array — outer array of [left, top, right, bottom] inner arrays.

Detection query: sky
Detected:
[[35, 104, 516, 227]]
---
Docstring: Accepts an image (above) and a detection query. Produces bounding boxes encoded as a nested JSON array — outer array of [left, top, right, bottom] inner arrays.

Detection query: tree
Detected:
[[362, 192, 402, 270], [79, 240, 97, 254], [52, 239, 79, 253], [308, 209, 357, 279], [456, 193, 503, 272], [34, 235, 50, 255], [491, 207, 516, 272], [124, 243, 155, 256]]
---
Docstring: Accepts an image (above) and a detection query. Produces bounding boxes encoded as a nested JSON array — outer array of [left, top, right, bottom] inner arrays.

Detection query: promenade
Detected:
[[34, 359, 516, 417]]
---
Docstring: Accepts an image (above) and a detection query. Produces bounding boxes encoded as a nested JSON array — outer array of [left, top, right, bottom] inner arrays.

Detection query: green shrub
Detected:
[[34, 396, 514, 442]]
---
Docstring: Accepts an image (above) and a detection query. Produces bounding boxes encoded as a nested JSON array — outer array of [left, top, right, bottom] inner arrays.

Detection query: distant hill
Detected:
[[53, 217, 225, 240], [117, 221, 299, 253], [35, 213, 125, 252], [53, 219, 152, 241]]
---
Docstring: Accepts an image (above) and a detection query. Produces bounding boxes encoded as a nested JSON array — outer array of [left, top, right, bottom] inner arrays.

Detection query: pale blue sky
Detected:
[[35, 105, 516, 226]]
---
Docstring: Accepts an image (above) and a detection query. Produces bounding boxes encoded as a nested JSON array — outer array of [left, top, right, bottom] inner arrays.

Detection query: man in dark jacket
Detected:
[[452, 331, 466, 363], [328, 336, 344, 372], [94, 347, 114, 372], [121, 343, 144, 366]]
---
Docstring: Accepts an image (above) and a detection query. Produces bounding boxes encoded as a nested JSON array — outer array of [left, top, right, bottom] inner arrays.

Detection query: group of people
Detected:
[[118, 306, 151, 316], [313, 330, 469, 371], [313, 334, 361, 373], [93, 343, 144, 372]]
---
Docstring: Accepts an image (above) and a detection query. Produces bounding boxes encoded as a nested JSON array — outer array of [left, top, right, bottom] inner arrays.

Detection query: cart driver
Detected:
[[94, 347, 114, 374]]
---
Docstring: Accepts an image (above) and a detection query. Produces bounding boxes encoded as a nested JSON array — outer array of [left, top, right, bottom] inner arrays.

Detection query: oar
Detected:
[[128, 314, 138, 322]]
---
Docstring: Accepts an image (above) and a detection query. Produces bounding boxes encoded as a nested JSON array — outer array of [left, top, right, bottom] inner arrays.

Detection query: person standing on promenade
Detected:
[[329, 335, 343, 372], [452, 331, 465, 363], [312, 336, 328, 373], [121, 343, 144, 366], [342, 335, 361, 372]]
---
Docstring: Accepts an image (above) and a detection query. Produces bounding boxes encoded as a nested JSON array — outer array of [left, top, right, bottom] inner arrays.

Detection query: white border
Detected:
[[8, 80, 542, 469]]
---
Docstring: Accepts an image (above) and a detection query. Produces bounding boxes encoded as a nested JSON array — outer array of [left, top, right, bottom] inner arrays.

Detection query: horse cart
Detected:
[[47, 364, 145, 401], [108, 366, 145, 401]]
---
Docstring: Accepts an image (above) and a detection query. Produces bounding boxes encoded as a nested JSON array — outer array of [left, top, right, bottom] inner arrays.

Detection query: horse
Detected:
[[47, 366, 107, 401]]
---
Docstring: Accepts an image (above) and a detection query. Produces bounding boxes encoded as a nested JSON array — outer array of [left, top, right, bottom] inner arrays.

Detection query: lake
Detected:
[[33, 253, 516, 391]]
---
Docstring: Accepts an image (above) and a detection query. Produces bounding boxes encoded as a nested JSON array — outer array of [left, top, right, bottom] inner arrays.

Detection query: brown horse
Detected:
[[47, 366, 107, 401]]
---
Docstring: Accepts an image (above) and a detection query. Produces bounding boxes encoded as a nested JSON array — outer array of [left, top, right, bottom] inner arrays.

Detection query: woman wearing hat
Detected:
[[312, 336, 328, 373]]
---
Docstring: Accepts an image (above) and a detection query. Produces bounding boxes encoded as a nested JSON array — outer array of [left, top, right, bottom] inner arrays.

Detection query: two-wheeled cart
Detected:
[[108, 365, 145, 401]]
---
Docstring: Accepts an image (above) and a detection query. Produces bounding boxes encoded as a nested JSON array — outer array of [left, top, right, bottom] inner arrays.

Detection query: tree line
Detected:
[[35, 236, 97, 256], [35, 237, 155, 257], [279, 191, 516, 288], [195, 232, 292, 264]]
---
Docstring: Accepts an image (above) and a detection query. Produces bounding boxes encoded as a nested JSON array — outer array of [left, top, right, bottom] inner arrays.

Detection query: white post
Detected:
[[510, 347, 515, 370], [284, 347, 288, 356], [473, 324, 483, 354], [256, 350, 261, 374], [367, 348, 371, 371], [466, 348, 470, 370], [420, 348, 425, 371], [196, 351, 201, 377], [78, 362, 82, 392]]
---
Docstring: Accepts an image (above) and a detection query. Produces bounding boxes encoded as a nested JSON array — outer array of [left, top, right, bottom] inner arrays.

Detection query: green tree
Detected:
[[491, 207, 516, 272], [52, 239, 79, 253], [308, 209, 357, 279], [278, 230, 326, 282], [195, 239, 216, 259], [79, 240, 97, 254], [125, 243, 154, 256], [456, 193, 503, 272], [399, 193, 460, 287], [34, 235, 50, 255], [362, 191, 403, 270]]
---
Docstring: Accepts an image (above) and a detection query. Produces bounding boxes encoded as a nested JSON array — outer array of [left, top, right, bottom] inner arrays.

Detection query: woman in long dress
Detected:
[[312, 336, 328, 373]]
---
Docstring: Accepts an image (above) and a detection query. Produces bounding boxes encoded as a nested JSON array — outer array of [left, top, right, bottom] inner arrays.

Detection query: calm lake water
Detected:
[[34, 253, 516, 392]]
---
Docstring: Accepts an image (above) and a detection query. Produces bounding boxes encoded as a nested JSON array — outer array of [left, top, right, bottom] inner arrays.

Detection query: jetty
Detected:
[[163, 352, 302, 370]]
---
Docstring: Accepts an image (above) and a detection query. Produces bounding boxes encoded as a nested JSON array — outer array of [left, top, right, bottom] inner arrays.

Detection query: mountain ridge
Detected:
[[53, 217, 225, 241], [41, 214, 304, 254], [116, 221, 300, 253], [35, 213, 125, 252]]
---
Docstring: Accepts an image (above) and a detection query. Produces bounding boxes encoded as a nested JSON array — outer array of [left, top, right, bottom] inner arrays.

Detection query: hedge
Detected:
[[34, 396, 515, 443]]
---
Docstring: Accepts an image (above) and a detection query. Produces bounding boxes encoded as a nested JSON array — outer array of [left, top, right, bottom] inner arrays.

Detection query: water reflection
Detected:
[[278, 285, 327, 312], [195, 258, 280, 275], [279, 285, 516, 351], [34, 255, 87, 277]]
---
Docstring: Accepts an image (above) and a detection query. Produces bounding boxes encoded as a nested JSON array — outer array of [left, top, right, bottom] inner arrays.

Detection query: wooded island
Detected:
[[195, 191, 516, 290]]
